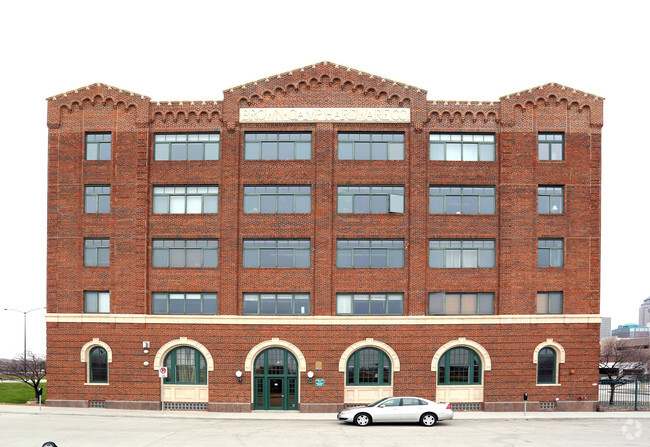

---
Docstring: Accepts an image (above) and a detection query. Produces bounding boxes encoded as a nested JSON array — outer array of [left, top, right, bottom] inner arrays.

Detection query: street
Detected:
[[0, 410, 649, 447]]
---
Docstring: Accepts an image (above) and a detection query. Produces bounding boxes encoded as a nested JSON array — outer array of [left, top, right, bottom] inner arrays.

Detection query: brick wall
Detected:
[[46, 62, 602, 409]]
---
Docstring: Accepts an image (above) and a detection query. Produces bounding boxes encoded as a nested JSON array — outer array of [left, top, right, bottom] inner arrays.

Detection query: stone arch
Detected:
[[153, 337, 214, 371], [244, 338, 307, 373], [80, 338, 113, 363], [533, 339, 566, 364], [431, 337, 492, 371], [338, 338, 401, 372]]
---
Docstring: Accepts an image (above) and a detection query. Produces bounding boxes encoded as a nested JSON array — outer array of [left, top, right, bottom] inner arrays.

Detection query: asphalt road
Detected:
[[0, 413, 649, 447]]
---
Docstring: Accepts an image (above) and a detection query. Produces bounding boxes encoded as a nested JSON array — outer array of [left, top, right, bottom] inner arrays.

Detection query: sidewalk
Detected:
[[2, 403, 650, 421]]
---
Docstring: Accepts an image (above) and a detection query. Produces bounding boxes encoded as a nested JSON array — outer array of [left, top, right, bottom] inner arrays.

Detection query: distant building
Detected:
[[612, 324, 650, 339], [600, 317, 611, 339], [639, 297, 650, 327]]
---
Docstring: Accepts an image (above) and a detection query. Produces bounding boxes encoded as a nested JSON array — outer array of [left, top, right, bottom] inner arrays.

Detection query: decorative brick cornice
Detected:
[[229, 61, 420, 108]]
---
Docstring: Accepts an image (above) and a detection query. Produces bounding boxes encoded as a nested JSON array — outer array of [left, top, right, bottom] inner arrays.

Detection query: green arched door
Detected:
[[254, 348, 299, 410]]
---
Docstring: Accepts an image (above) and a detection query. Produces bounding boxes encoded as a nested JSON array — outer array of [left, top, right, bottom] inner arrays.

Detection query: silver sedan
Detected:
[[337, 397, 453, 426]]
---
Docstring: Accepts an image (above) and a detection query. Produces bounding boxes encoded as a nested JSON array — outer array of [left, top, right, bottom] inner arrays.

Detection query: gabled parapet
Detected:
[[47, 83, 151, 129], [223, 60, 426, 110], [499, 82, 604, 131]]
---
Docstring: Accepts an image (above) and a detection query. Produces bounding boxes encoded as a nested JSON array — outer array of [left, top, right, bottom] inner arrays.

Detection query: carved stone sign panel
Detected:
[[240, 108, 411, 123]]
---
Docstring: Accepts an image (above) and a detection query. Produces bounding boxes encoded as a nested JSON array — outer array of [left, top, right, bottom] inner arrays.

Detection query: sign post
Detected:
[[159, 367, 168, 413]]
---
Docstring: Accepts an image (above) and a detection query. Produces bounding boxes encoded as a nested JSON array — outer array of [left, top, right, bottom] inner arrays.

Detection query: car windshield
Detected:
[[367, 398, 390, 407]]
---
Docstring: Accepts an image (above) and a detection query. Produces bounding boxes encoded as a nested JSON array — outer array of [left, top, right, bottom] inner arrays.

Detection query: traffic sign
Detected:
[[159, 367, 168, 378]]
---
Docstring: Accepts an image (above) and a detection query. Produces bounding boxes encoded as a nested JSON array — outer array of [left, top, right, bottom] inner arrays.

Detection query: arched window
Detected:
[[537, 347, 557, 384], [163, 347, 207, 384], [438, 347, 481, 385], [347, 348, 391, 386], [89, 346, 108, 383]]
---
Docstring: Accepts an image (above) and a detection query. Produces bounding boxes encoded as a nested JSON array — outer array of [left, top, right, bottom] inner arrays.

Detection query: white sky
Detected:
[[0, 0, 648, 358]]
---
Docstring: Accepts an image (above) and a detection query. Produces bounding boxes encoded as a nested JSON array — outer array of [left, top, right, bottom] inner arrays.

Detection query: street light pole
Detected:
[[3, 307, 45, 375]]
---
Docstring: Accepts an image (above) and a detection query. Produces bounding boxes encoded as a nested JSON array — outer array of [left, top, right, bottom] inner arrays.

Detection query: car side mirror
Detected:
[[378, 404, 385, 408]]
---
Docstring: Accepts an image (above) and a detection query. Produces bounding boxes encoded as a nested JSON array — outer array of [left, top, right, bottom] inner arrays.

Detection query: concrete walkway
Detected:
[[2, 403, 650, 420]]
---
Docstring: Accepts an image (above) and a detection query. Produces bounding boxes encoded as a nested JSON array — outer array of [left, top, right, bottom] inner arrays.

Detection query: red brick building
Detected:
[[46, 62, 603, 412]]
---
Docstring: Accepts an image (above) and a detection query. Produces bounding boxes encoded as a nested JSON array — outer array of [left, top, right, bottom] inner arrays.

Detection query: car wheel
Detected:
[[42, 443, 58, 447], [354, 413, 371, 426], [420, 413, 437, 426]]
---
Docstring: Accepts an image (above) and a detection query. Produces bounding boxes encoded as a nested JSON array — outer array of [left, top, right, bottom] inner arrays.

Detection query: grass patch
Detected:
[[0, 382, 47, 404]]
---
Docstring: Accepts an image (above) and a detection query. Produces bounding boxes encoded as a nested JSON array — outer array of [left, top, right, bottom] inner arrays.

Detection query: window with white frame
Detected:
[[243, 186, 311, 214], [85, 185, 110, 213], [428, 292, 494, 315], [243, 239, 310, 268], [154, 133, 220, 161], [337, 240, 404, 268], [84, 291, 110, 313], [152, 186, 218, 214], [152, 292, 217, 314], [337, 185, 404, 214], [538, 133, 564, 161], [538, 239, 564, 267], [429, 240, 495, 268], [84, 238, 109, 267], [152, 239, 218, 268], [429, 133, 495, 161], [338, 132, 404, 160], [538, 186, 564, 214], [337, 293, 403, 315], [244, 132, 311, 160], [243, 293, 310, 315], [429, 186, 495, 214], [85, 133, 111, 160], [537, 292, 563, 314]]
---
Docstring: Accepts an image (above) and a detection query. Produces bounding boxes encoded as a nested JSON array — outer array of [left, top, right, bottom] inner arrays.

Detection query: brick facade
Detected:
[[46, 62, 602, 411]]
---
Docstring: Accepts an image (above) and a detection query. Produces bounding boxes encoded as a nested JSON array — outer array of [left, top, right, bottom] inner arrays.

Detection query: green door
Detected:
[[253, 348, 299, 410]]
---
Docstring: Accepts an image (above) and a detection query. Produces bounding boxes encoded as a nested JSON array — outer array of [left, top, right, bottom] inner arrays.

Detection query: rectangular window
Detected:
[[538, 239, 564, 267], [337, 240, 404, 268], [537, 292, 563, 314], [152, 186, 219, 214], [538, 133, 564, 161], [152, 239, 218, 268], [538, 186, 564, 214], [428, 292, 494, 315], [244, 132, 311, 160], [243, 293, 310, 315], [243, 185, 311, 214], [336, 293, 403, 315], [84, 291, 110, 313], [430, 133, 495, 161], [154, 133, 220, 161], [86, 133, 111, 160], [243, 239, 310, 268], [337, 185, 404, 214], [85, 185, 111, 213], [429, 240, 495, 268], [429, 186, 495, 214], [152, 292, 217, 315], [84, 238, 109, 267], [338, 132, 404, 160]]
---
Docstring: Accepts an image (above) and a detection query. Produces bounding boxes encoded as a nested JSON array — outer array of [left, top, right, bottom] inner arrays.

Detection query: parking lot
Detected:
[[1, 406, 649, 446]]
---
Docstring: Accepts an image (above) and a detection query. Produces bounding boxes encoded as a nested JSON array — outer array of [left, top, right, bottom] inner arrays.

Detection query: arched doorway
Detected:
[[253, 348, 299, 410]]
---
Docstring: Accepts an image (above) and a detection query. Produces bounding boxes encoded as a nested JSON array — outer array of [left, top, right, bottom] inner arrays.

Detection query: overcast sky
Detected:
[[0, 0, 648, 358]]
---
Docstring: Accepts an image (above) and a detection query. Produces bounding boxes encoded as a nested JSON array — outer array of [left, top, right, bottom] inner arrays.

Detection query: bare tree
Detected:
[[600, 338, 649, 405], [5, 352, 46, 401]]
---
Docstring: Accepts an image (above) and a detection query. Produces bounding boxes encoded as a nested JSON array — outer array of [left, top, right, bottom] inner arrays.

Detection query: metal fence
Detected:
[[599, 377, 650, 411]]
